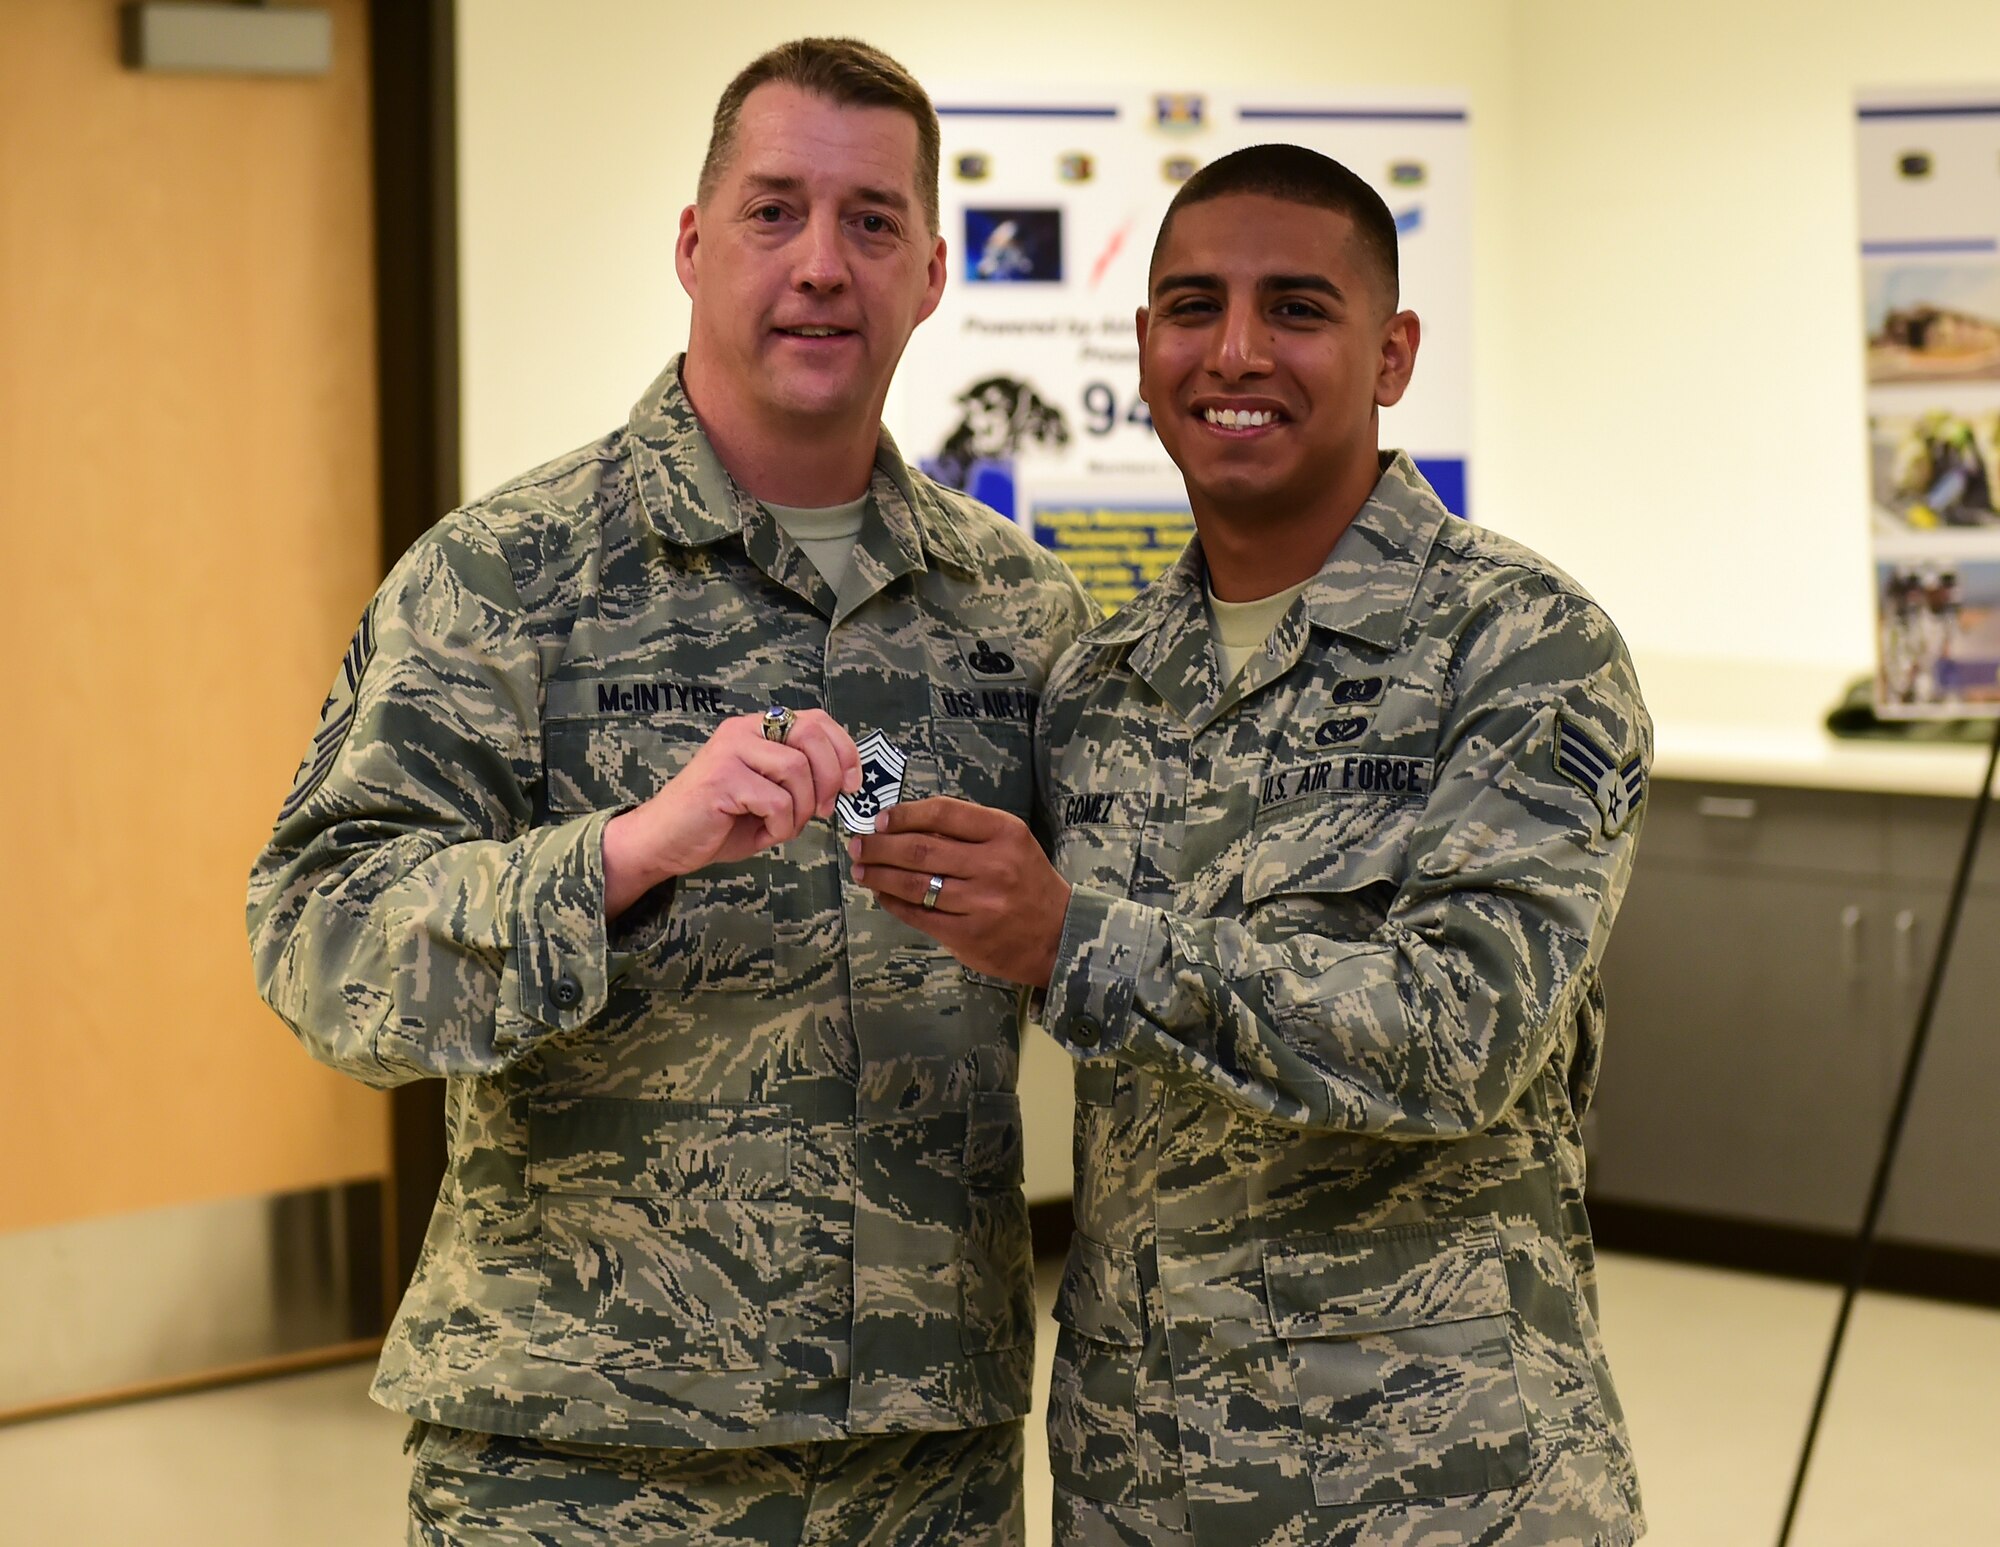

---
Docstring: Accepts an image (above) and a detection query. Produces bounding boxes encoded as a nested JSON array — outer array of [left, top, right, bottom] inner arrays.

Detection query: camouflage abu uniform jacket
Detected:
[[1037, 454, 1648, 1544], [248, 361, 1093, 1448]]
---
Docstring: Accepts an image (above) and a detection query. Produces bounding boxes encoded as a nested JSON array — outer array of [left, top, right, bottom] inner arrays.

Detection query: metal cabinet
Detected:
[[1872, 883, 2000, 1263], [1593, 779, 2000, 1254]]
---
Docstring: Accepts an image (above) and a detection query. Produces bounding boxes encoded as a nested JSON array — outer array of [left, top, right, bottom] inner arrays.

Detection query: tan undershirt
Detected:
[[1209, 577, 1314, 683], [763, 496, 869, 603]]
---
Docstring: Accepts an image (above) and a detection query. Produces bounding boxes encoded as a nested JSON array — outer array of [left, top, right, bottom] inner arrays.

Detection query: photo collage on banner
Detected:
[[888, 87, 1472, 612], [1857, 91, 2000, 717]]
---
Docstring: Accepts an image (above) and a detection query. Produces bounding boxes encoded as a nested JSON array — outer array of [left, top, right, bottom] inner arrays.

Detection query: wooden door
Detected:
[[0, 0, 390, 1241]]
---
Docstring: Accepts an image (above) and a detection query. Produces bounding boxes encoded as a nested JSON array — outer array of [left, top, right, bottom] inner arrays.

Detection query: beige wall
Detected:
[[453, 0, 1523, 500], [457, 0, 2000, 676], [0, 0, 390, 1232], [1495, 0, 2000, 674]]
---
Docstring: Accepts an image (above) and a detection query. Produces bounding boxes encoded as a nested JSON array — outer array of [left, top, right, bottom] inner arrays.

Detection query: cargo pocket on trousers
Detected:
[[959, 1092, 1035, 1354], [1047, 1232, 1146, 1507], [526, 1099, 789, 1373], [1264, 1217, 1531, 1510]]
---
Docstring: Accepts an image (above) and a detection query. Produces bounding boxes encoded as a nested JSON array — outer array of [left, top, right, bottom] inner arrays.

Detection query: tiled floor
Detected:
[[3, 1252, 1995, 1545]]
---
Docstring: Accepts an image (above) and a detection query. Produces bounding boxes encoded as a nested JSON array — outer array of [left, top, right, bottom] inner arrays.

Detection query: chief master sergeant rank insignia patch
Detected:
[[1555, 711, 1646, 837], [837, 731, 909, 834], [278, 605, 376, 822]]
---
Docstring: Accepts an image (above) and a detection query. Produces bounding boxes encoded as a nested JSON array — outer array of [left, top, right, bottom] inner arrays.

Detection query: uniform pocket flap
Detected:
[[1053, 1233, 1147, 1347], [930, 718, 1036, 814], [1263, 1219, 1509, 1340], [1243, 798, 1417, 904], [963, 1091, 1025, 1187], [543, 719, 704, 816], [527, 1098, 790, 1198]]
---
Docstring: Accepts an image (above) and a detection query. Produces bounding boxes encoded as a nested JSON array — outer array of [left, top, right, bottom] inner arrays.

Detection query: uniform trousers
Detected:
[[1048, 1239, 1194, 1547], [406, 1416, 1025, 1547]]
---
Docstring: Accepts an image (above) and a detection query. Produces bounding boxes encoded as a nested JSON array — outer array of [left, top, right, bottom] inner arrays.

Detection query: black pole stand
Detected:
[[1774, 715, 2000, 1546]]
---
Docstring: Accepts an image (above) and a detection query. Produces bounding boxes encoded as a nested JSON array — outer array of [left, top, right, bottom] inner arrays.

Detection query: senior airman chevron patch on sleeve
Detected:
[[1554, 711, 1646, 837]]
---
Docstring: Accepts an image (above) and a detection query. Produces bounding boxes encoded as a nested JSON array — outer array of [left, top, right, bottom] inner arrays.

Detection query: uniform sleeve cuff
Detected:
[[1042, 884, 1165, 1060], [508, 810, 617, 1033], [607, 876, 677, 975]]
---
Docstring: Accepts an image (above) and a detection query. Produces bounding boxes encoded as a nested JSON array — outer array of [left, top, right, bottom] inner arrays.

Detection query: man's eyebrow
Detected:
[[1261, 273, 1345, 302], [1150, 271, 1347, 303], [741, 173, 910, 213]]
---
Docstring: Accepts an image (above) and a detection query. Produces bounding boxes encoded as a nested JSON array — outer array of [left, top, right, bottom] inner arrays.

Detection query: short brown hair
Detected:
[[698, 38, 941, 235]]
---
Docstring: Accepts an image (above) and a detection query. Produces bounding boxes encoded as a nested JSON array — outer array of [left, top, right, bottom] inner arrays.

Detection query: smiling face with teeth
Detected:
[[676, 83, 947, 503], [1138, 192, 1419, 599]]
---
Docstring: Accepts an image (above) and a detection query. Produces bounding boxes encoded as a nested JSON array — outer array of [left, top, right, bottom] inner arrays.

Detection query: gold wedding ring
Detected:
[[922, 874, 945, 910]]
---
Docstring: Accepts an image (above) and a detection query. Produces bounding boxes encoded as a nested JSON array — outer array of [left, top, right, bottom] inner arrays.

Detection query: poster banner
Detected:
[[888, 86, 1472, 611], [1857, 91, 2000, 716]]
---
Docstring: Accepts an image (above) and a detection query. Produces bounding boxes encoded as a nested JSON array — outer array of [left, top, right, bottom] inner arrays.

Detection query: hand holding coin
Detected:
[[602, 707, 861, 918]]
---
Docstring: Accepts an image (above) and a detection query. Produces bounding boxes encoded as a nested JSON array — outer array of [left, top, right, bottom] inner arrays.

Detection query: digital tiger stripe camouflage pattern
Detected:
[[1034, 453, 1649, 1546], [248, 362, 1093, 1459]]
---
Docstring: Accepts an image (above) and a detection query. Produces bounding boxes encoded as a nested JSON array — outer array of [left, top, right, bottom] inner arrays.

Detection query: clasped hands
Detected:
[[601, 709, 1069, 987]]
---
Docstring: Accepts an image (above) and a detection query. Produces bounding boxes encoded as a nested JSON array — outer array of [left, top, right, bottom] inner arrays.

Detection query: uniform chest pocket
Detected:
[[1242, 798, 1417, 951], [925, 718, 1035, 820], [1263, 1217, 1531, 1509], [545, 719, 776, 991]]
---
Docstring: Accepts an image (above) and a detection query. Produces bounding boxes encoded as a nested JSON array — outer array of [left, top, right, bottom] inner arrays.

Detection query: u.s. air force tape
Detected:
[[1258, 753, 1434, 811]]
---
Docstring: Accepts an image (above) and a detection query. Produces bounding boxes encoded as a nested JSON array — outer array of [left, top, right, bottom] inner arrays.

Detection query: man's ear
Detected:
[[914, 233, 948, 326], [1135, 304, 1151, 401], [1374, 309, 1420, 409], [674, 204, 701, 300]]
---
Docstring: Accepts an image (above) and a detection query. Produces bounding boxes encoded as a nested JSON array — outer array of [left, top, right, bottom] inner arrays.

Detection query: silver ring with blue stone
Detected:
[[762, 705, 796, 744]]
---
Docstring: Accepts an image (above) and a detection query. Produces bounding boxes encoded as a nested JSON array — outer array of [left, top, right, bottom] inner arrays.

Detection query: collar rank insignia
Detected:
[[837, 731, 909, 834], [1555, 713, 1646, 837]]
